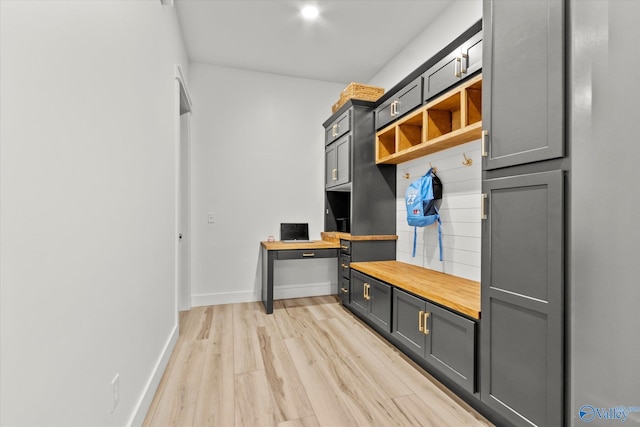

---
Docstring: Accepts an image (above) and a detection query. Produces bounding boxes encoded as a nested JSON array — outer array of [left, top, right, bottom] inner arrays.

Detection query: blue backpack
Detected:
[[405, 168, 443, 260]]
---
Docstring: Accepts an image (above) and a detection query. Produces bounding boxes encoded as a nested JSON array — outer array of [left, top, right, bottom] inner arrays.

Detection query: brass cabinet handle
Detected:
[[454, 56, 462, 78], [332, 123, 338, 137], [364, 283, 370, 300], [461, 52, 468, 74], [341, 287, 348, 294], [341, 263, 348, 269], [341, 245, 349, 250], [481, 193, 488, 220], [332, 168, 337, 181], [423, 312, 431, 335], [481, 130, 489, 157], [302, 253, 315, 257], [418, 311, 425, 332]]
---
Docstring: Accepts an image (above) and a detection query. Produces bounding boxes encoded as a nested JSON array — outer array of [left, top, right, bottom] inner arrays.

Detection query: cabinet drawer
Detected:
[[340, 239, 351, 255], [325, 109, 351, 144], [339, 254, 351, 278], [276, 249, 337, 260], [339, 276, 350, 305]]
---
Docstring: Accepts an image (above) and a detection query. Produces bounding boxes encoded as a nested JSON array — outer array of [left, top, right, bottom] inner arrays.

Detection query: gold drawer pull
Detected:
[[341, 245, 349, 250], [341, 287, 348, 294], [423, 312, 430, 335], [302, 253, 315, 257], [418, 311, 424, 332], [341, 263, 349, 269]]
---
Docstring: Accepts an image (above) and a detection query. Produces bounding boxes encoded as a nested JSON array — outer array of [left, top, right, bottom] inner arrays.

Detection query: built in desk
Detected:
[[260, 240, 340, 314]]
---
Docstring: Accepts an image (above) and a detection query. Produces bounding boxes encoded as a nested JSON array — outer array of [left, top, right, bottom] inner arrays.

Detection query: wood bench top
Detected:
[[349, 260, 481, 319]]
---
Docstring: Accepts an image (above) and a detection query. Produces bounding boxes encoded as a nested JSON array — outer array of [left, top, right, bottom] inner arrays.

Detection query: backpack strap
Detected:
[[412, 226, 418, 257]]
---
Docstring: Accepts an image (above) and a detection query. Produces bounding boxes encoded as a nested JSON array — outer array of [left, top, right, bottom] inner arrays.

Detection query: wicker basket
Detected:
[[332, 82, 385, 113]]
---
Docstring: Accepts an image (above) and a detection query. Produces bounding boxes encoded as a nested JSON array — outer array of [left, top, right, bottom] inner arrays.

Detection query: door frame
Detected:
[[175, 64, 193, 314]]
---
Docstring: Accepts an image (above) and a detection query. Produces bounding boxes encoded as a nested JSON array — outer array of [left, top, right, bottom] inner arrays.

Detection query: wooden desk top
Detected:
[[261, 240, 340, 251], [349, 260, 481, 319]]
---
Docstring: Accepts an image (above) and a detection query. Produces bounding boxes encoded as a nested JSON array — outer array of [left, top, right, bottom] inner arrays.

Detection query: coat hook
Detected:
[[462, 153, 473, 166], [403, 170, 411, 179], [429, 162, 437, 173]]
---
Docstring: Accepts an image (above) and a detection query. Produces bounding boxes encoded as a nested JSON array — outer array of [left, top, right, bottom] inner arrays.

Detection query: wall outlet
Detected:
[[111, 374, 120, 413], [208, 212, 215, 223]]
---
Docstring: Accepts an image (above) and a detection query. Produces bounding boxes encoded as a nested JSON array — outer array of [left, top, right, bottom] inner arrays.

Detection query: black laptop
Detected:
[[280, 223, 312, 243]]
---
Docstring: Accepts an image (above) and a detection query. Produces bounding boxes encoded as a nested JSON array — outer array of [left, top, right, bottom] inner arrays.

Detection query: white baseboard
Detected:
[[128, 323, 179, 427], [273, 282, 337, 300], [191, 289, 257, 307], [190, 283, 338, 308]]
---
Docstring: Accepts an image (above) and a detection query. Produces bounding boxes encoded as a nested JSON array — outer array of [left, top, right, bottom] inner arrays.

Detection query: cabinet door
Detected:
[[375, 76, 422, 130], [325, 135, 350, 189], [324, 143, 337, 188], [335, 135, 351, 187], [350, 271, 368, 315], [367, 278, 392, 332], [461, 31, 482, 79], [481, 170, 564, 427], [424, 301, 476, 394], [423, 32, 482, 102], [325, 109, 351, 144], [392, 289, 427, 358], [423, 49, 461, 102], [396, 76, 422, 117], [483, 0, 564, 170]]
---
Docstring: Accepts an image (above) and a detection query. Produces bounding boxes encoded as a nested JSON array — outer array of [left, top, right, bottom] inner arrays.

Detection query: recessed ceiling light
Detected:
[[301, 5, 319, 21]]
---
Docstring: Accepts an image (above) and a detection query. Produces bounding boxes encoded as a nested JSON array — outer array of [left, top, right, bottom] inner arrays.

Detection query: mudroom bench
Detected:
[[346, 260, 480, 394]]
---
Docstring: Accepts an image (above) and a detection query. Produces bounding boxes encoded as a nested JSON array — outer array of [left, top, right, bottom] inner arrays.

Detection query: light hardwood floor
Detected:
[[143, 296, 493, 427]]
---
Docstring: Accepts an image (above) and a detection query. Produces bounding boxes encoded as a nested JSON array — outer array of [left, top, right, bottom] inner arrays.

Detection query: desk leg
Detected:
[[262, 248, 275, 314]]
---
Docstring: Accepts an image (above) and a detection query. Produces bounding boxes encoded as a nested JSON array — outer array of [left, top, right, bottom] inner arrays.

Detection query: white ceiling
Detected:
[[174, 0, 454, 84]]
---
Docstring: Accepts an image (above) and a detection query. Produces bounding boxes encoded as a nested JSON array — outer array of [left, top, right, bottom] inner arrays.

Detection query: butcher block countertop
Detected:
[[321, 231, 398, 243], [349, 260, 481, 320]]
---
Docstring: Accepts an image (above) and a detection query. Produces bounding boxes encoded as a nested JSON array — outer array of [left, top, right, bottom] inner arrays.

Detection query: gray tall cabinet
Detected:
[[481, 1, 566, 426]]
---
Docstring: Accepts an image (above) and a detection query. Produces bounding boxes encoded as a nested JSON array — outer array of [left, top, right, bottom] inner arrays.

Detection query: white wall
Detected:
[[0, 2, 188, 426], [569, 1, 640, 425], [188, 63, 345, 306], [368, 0, 483, 281]]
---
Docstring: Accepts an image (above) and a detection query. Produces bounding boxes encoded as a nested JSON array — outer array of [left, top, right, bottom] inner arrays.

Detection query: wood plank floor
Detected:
[[143, 296, 493, 427]]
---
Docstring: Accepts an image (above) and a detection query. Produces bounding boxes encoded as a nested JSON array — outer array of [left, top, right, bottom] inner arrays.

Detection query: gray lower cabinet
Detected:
[[392, 288, 476, 394], [423, 30, 482, 102], [481, 170, 564, 427], [350, 270, 391, 332], [482, 0, 564, 170], [325, 134, 350, 189]]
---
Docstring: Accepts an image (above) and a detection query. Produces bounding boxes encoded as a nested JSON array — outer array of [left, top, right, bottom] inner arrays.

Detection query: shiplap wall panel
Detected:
[[396, 140, 481, 281]]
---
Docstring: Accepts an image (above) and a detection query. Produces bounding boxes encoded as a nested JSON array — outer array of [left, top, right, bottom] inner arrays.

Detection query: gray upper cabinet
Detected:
[[375, 76, 422, 130], [482, 0, 564, 170], [325, 134, 350, 189], [423, 31, 483, 102], [325, 109, 351, 145], [323, 101, 396, 235], [481, 170, 564, 427], [393, 288, 476, 394]]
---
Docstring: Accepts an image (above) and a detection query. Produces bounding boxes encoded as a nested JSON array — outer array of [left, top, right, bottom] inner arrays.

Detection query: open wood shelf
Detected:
[[376, 74, 482, 165]]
